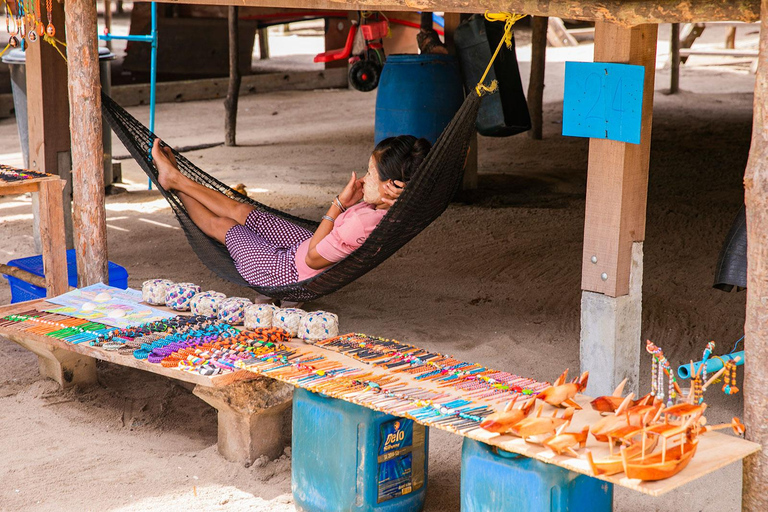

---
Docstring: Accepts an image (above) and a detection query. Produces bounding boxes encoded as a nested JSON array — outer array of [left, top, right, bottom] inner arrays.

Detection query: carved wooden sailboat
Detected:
[[586, 435, 659, 476], [620, 439, 698, 481], [478, 395, 536, 434], [590, 377, 656, 414], [542, 426, 590, 456], [536, 369, 589, 409]]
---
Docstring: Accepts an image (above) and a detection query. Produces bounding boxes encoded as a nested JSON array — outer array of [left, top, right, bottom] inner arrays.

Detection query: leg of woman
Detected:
[[176, 191, 237, 245], [153, 141, 254, 225]]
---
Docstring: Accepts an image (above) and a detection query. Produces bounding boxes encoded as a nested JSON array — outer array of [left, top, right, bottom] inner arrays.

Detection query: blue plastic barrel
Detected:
[[461, 438, 613, 512], [374, 54, 465, 145], [292, 387, 429, 512]]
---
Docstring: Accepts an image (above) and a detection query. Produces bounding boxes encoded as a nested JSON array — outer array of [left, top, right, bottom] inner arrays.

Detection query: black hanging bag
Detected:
[[454, 14, 531, 137]]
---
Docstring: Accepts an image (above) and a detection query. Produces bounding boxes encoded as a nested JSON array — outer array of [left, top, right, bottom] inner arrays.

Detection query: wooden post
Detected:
[[65, 0, 108, 287], [742, 3, 768, 509], [25, 0, 70, 176], [444, 12, 478, 190], [258, 28, 270, 59], [528, 16, 548, 140], [725, 26, 736, 49], [580, 23, 658, 397], [37, 179, 69, 297], [104, 0, 113, 51], [670, 23, 681, 94], [26, 0, 74, 252], [225, 6, 241, 147]]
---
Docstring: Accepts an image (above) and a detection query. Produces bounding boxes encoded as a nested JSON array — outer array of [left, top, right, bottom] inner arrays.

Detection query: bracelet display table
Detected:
[[0, 298, 760, 500], [0, 173, 68, 297], [0, 299, 292, 464]]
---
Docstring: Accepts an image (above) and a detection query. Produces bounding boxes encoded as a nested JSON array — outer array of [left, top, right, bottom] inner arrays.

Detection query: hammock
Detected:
[[102, 92, 480, 302]]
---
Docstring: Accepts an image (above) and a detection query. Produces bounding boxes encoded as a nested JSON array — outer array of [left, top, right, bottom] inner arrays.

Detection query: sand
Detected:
[[0, 24, 759, 511]]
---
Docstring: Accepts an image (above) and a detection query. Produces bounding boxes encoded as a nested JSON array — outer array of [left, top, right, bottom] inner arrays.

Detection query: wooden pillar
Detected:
[[444, 12, 478, 190], [258, 28, 270, 60], [670, 23, 680, 94], [580, 23, 658, 397], [104, 0, 113, 51], [26, 0, 74, 252], [225, 6, 241, 147], [742, 3, 768, 509], [528, 16, 548, 140], [26, 0, 69, 176], [38, 179, 69, 297], [65, 0, 108, 287]]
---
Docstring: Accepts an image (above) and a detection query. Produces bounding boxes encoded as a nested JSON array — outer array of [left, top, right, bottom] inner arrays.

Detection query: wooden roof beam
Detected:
[[138, 0, 760, 25]]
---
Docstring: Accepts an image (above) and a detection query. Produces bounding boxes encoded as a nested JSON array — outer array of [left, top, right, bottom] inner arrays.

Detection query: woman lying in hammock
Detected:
[[152, 135, 431, 287]]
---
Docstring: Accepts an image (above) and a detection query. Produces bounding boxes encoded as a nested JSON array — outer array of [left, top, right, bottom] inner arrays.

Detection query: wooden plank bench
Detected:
[[0, 299, 293, 464]]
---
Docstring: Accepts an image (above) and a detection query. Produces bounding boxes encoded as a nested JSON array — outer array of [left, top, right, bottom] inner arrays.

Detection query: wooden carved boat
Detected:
[[508, 405, 575, 441], [542, 426, 590, 457], [537, 369, 589, 409], [586, 435, 659, 476], [479, 395, 536, 434], [620, 440, 698, 481]]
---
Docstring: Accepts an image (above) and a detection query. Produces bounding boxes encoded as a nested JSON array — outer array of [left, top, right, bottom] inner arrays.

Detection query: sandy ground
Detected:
[[0, 24, 759, 511]]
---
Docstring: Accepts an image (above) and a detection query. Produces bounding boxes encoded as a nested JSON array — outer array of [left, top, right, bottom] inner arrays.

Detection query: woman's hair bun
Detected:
[[372, 135, 432, 184]]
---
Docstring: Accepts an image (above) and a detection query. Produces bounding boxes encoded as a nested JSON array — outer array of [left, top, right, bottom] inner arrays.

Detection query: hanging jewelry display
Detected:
[[646, 340, 681, 406]]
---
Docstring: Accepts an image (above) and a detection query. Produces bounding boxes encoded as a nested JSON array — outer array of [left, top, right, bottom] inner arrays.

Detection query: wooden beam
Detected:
[[581, 23, 657, 297], [65, 0, 108, 287], [225, 6, 241, 147], [0, 264, 47, 289], [742, 3, 768, 509], [37, 179, 69, 297], [25, 0, 70, 174], [134, 0, 760, 25], [528, 16, 548, 140]]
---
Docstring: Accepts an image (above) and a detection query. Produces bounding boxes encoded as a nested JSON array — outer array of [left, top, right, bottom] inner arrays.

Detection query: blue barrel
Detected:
[[461, 438, 613, 512], [374, 54, 465, 145], [292, 387, 429, 512]]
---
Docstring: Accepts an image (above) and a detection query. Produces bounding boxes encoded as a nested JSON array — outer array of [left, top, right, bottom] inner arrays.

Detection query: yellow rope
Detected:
[[0, 43, 10, 60], [475, 12, 526, 97], [43, 34, 67, 63]]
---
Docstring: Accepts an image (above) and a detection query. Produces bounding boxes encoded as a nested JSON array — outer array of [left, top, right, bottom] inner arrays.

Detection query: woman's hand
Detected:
[[381, 180, 405, 206], [337, 171, 364, 208]]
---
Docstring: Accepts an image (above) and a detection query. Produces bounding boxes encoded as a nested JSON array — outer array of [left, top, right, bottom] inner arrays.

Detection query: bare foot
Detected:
[[151, 139, 182, 190]]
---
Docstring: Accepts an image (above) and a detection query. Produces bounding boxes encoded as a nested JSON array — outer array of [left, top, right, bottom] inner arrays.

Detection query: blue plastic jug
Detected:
[[461, 438, 613, 512], [292, 388, 429, 512], [374, 54, 465, 145]]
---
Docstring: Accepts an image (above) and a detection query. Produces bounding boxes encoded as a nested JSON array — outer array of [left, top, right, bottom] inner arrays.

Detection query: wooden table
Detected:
[[0, 175, 68, 297], [0, 299, 293, 464], [242, 335, 762, 497], [0, 298, 760, 496]]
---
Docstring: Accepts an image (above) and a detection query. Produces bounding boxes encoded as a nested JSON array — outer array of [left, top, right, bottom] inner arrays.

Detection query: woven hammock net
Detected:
[[102, 92, 480, 302]]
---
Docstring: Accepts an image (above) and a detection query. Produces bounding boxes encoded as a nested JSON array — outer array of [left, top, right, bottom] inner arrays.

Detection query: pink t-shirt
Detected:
[[294, 202, 387, 281]]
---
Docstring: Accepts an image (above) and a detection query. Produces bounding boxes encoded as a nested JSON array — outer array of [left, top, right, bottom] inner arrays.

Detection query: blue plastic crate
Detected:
[[3, 249, 128, 303]]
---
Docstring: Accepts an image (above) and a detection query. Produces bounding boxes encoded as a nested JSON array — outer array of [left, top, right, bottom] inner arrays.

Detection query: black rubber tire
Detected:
[[348, 60, 381, 92]]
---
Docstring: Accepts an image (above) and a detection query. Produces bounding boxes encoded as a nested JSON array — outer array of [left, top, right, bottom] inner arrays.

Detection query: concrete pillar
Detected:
[[194, 378, 293, 464], [581, 242, 643, 397]]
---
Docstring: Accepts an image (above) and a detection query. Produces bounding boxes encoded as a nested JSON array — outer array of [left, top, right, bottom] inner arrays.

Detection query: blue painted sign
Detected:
[[562, 62, 645, 144]]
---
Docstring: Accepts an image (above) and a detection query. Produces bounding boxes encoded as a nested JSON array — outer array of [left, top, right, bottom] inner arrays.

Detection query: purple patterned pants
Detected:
[[225, 210, 313, 287]]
